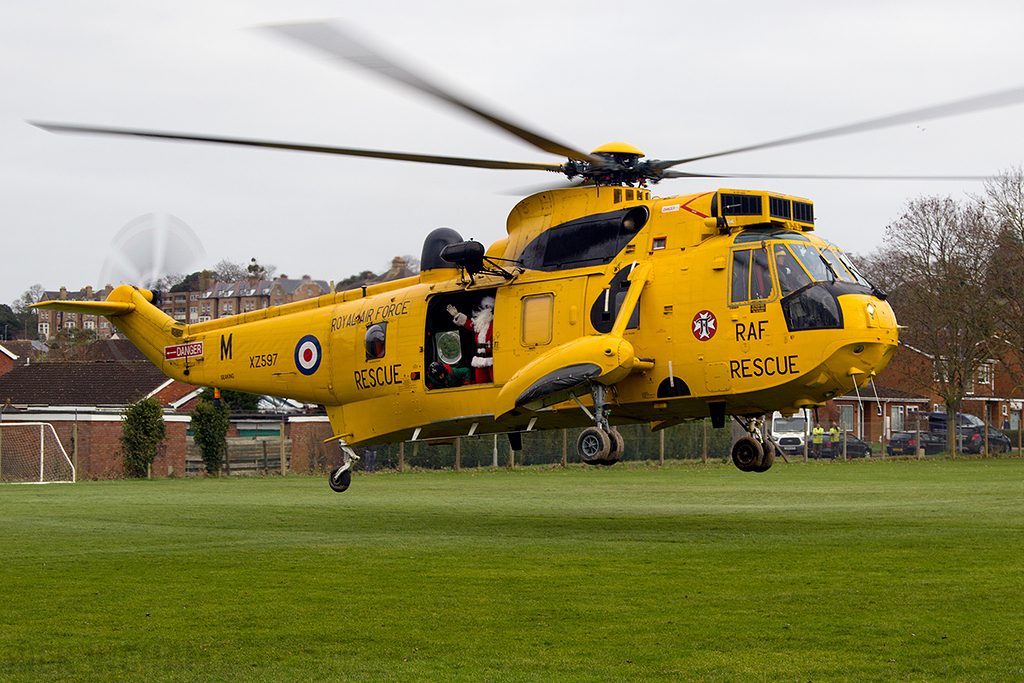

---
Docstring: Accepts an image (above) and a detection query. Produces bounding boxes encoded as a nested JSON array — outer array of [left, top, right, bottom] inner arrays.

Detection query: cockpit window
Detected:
[[819, 241, 871, 286], [730, 245, 774, 304], [772, 244, 814, 296], [833, 249, 870, 286], [731, 238, 871, 306], [819, 248, 852, 282]]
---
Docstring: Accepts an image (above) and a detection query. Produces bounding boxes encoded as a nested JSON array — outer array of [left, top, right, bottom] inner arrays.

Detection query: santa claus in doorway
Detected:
[[447, 297, 494, 383]]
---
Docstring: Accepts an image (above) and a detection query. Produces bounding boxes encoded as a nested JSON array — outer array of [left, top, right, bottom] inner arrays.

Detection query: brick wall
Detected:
[[4, 413, 335, 479], [287, 419, 339, 473]]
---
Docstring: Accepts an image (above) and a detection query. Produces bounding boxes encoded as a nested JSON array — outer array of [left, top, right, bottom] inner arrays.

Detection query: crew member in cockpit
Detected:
[[774, 245, 811, 295]]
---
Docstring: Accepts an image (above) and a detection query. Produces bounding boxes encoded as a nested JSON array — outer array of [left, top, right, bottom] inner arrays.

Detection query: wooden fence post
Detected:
[[279, 421, 287, 475]]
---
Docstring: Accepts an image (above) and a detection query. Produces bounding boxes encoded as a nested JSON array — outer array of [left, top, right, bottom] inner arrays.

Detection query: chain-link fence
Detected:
[[354, 420, 733, 472]]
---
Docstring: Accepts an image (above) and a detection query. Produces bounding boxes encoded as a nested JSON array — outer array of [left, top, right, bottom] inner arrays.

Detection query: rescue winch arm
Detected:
[[609, 261, 652, 338]]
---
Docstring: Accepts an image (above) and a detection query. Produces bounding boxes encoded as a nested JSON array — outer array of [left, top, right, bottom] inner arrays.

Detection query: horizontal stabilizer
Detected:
[[32, 300, 136, 316]]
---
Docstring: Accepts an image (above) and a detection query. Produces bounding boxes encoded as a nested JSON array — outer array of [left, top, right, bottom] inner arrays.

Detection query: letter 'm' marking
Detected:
[[221, 333, 233, 361]]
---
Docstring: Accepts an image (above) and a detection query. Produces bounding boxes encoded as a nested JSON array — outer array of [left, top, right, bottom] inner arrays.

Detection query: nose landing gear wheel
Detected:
[[577, 427, 612, 464], [731, 436, 764, 472]]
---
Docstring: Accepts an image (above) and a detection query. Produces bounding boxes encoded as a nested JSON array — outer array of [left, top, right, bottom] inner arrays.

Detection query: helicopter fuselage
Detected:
[[70, 184, 896, 449]]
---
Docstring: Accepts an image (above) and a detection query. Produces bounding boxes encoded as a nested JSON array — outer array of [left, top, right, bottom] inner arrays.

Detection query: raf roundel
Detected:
[[294, 335, 322, 375], [692, 310, 717, 341]]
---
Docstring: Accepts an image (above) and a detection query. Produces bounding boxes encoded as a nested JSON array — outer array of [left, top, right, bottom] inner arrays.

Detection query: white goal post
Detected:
[[0, 422, 75, 484]]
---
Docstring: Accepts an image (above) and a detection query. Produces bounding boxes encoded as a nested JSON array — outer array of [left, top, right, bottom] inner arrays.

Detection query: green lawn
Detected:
[[2, 459, 1023, 682]]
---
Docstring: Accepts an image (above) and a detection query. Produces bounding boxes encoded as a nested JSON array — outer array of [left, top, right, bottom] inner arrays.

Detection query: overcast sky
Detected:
[[3, 0, 1024, 306]]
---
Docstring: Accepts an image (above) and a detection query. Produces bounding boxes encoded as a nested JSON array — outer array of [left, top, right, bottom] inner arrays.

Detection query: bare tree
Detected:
[[12, 284, 44, 340], [865, 196, 998, 454], [974, 166, 1024, 399], [213, 258, 248, 283]]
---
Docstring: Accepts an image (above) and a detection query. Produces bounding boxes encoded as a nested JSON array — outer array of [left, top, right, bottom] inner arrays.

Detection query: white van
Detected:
[[771, 411, 808, 455]]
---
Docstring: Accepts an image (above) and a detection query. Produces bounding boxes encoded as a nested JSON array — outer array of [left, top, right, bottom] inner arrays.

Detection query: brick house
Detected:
[[0, 344, 16, 378], [37, 276, 332, 335], [0, 360, 193, 479], [35, 286, 116, 340], [831, 384, 930, 443], [184, 276, 332, 323], [831, 344, 1024, 445], [877, 344, 1023, 431]]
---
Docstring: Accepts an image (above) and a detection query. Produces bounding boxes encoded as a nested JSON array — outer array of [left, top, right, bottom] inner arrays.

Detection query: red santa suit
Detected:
[[452, 297, 494, 383]]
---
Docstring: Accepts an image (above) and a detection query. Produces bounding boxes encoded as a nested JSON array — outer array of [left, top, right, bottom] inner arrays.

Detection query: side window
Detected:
[[521, 294, 553, 346], [751, 247, 773, 300], [731, 249, 751, 303], [365, 322, 387, 360], [730, 246, 774, 304], [435, 330, 462, 364]]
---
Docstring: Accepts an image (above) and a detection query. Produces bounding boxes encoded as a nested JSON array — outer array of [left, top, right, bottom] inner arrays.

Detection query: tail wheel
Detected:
[[732, 436, 764, 472], [328, 466, 352, 493], [577, 427, 611, 465], [752, 441, 776, 472]]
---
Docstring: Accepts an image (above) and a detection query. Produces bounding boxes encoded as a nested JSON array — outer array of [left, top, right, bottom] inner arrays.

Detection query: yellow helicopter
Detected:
[[32, 22, 1021, 491]]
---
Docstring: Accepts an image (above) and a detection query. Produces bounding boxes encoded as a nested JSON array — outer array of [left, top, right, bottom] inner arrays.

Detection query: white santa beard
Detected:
[[472, 309, 493, 334]]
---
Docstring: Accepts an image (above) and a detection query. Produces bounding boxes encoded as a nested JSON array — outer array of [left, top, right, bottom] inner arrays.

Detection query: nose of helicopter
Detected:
[[791, 293, 899, 408]]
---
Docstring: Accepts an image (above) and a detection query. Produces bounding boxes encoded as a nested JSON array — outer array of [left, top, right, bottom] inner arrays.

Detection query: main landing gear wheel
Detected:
[[577, 427, 611, 464], [731, 436, 764, 472], [752, 440, 776, 473], [328, 466, 351, 492], [595, 428, 625, 467], [576, 384, 626, 467]]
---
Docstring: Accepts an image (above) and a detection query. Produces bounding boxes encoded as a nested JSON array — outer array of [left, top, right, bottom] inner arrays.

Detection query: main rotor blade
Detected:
[[29, 122, 566, 172], [659, 169, 995, 181], [655, 84, 1024, 169], [264, 21, 600, 165]]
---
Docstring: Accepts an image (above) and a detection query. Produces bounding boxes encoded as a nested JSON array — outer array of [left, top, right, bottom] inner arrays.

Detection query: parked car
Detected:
[[921, 411, 985, 436], [824, 432, 873, 458], [887, 430, 946, 456], [961, 426, 1013, 454]]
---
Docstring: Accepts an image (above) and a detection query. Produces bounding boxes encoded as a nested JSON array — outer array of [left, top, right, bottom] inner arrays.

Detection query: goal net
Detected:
[[0, 422, 75, 484]]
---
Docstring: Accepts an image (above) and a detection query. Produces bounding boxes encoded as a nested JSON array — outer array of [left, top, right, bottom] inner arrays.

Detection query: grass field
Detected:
[[2, 459, 1024, 682]]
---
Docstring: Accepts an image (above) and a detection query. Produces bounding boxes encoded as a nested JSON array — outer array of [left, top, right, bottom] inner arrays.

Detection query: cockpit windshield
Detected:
[[772, 243, 827, 295], [730, 234, 871, 306], [816, 241, 870, 286]]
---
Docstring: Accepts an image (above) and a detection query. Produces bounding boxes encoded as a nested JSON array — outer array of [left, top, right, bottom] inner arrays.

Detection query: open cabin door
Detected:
[[423, 289, 497, 390]]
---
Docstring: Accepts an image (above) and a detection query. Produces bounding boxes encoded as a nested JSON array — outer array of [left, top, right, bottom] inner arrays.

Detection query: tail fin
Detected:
[[33, 285, 188, 374]]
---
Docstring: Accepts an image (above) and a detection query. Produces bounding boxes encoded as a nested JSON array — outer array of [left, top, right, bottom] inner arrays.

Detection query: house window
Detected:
[[839, 404, 854, 432], [891, 405, 905, 432], [84, 320, 95, 330], [38, 322, 50, 337], [976, 363, 993, 389]]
